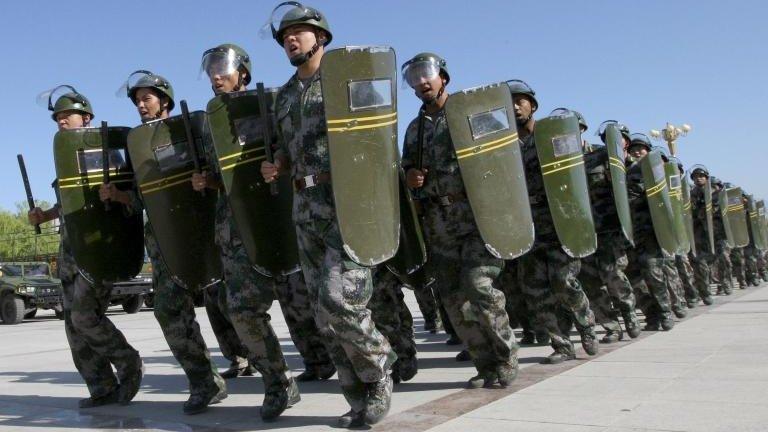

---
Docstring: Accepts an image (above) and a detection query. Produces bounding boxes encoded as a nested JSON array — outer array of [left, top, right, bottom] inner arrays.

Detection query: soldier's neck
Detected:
[[424, 92, 448, 115], [297, 51, 323, 80], [518, 119, 535, 138]]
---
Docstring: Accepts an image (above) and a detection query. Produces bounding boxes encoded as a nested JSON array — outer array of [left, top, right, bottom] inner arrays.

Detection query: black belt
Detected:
[[418, 192, 467, 207], [293, 172, 331, 191]]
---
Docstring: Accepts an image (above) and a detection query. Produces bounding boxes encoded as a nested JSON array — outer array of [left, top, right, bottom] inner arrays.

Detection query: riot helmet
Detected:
[[628, 133, 652, 151], [552, 107, 586, 132], [689, 164, 710, 180], [596, 120, 630, 146], [119, 70, 175, 112], [262, 2, 332, 66], [401, 52, 449, 105], [200, 43, 252, 88], [37, 85, 95, 121], [506, 79, 538, 110]]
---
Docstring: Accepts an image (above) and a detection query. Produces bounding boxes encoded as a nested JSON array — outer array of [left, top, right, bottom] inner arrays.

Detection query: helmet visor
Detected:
[[506, 79, 535, 95], [115, 70, 153, 98], [36, 85, 78, 111], [401, 60, 440, 89], [200, 49, 238, 79], [259, 1, 315, 41]]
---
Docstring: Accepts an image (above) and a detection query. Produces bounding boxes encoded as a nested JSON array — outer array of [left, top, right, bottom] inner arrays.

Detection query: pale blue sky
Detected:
[[1, 0, 766, 210]]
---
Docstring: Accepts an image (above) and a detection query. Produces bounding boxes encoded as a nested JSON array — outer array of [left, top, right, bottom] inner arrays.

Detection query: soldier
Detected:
[[259, 3, 394, 427], [100, 72, 226, 415], [507, 80, 598, 364], [710, 177, 734, 295], [624, 134, 675, 331], [29, 87, 143, 408], [580, 120, 641, 343], [400, 52, 518, 384], [194, 43, 310, 420], [689, 166, 715, 305]]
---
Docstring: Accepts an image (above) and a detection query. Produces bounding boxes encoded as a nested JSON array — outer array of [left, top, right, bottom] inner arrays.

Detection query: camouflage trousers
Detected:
[[758, 251, 768, 281], [519, 246, 596, 354], [146, 224, 225, 396], [675, 254, 699, 304], [219, 238, 291, 392], [204, 283, 248, 366], [690, 253, 714, 300], [712, 240, 733, 293], [743, 246, 761, 284], [412, 278, 439, 325], [663, 259, 687, 312], [498, 260, 537, 338], [626, 236, 673, 324], [730, 247, 746, 288], [369, 269, 417, 363], [579, 234, 637, 333], [427, 228, 516, 373], [62, 273, 141, 399], [295, 219, 394, 388]]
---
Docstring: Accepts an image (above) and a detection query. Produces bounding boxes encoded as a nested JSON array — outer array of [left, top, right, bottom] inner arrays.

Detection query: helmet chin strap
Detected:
[[290, 42, 320, 66]]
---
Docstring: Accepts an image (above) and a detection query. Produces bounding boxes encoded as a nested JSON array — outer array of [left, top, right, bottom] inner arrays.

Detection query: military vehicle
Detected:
[[110, 255, 153, 313], [0, 262, 63, 324]]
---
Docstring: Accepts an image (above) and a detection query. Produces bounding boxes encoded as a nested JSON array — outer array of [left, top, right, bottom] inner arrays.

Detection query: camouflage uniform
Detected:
[[625, 160, 674, 328], [711, 189, 734, 294], [498, 260, 538, 342], [676, 254, 700, 306], [274, 72, 394, 409], [401, 107, 518, 376], [758, 250, 768, 281], [663, 259, 688, 316], [53, 185, 141, 401], [369, 268, 417, 381], [581, 145, 639, 336], [516, 133, 597, 357], [690, 185, 714, 302], [203, 282, 248, 371], [730, 247, 747, 289]]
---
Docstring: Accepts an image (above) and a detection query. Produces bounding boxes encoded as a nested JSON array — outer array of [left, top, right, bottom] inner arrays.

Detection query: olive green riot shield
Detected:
[[444, 82, 534, 258], [533, 112, 596, 258], [320, 46, 400, 266], [747, 197, 766, 251], [758, 200, 768, 250], [639, 151, 679, 255], [725, 187, 749, 247], [682, 177, 697, 256], [716, 188, 735, 248], [53, 127, 144, 281], [386, 169, 426, 280], [704, 181, 716, 253], [665, 162, 689, 255], [206, 88, 300, 276], [605, 123, 634, 245], [127, 112, 221, 289]]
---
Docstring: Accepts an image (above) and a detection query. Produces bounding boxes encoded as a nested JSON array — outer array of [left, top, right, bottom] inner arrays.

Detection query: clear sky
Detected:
[[1, 0, 766, 211]]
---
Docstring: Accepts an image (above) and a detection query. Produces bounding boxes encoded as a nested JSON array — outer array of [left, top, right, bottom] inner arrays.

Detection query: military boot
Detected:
[[520, 329, 536, 345], [600, 328, 623, 344], [445, 334, 462, 345], [183, 383, 227, 415], [339, 382, 367, 428], [467, 369, 498, 389], [496, 359, 519, 388], [686, 298, 699, 308], [702, 295, 714, 305], [660, 316, 676, 331], [261, 376, 300, 421], [543, 348, 576, 365], [395, 357, 418, 383], [220, 358, 252, 379], [364, 374, 393, 425], [455, 349, 471, 362], [672, 305, 688, 319], [580, 329, 599, 355], [644, 320, 660, 331], [623, 314, 641, 339], [296, 363, 336, 382], [118, 357, 144, 405], [79, 388, 120, 409], [535, 330, 551, 345]]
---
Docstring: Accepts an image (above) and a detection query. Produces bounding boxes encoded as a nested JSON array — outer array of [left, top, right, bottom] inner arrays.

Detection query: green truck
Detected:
[[0, 261, 63, 324]]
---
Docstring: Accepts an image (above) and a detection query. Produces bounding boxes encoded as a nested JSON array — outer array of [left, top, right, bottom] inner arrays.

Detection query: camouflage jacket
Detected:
[[583, 144, 621, 234], [275, 71, 335, 224], [519, 132, 558, 247], [401, 107, 478, 242]]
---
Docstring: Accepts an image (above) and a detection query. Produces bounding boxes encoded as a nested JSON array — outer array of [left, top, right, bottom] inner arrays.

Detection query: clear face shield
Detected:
[[200, 48, 239, 80], [258, 1, 316, 41], [115, 70, 155, 98], [36, 84, 79, 111], [506, 79, 535, 96], [401, 60, 440, 89]]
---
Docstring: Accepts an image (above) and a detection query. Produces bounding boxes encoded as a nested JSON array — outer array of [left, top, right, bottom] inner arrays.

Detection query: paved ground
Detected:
[[1, 282, 766, 432]]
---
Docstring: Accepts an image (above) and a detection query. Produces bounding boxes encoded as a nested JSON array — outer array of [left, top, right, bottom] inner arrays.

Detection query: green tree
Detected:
[[0, 201, 60, 261]]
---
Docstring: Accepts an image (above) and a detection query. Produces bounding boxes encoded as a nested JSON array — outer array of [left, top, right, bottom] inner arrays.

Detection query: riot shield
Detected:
[[665, 162, 689, 255], [533, 111, 596, 258], [716, 188, 735, 248], [725, 186, 749, 247], [682, 177, 697, 256], [747, 196, 766, 251], [704, 181, 716, 253], [386, 168, 427, 279], [444, 82, 534, 259], [127, 111, 221, 289], [639, 151, 679, 255], [54, 127, 144, 281], [205, 87, 300, 276], [320, 46, 399, 266], [758, 200, 768, 250], [605, 123, 634, 245]]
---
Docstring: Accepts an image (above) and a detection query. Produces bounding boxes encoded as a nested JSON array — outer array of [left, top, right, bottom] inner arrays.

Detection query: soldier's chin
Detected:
[[289, 53, 309, 66]]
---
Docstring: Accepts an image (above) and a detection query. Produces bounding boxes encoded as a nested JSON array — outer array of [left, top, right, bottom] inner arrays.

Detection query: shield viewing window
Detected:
[[669, 174, 681, 188], [153, 141, 194, 173], [551, 133, 581, 158], [348, 79, 392, 111], [76, 149, 127, 174], [468, 107, 510, 140], [728, 194, 741, 206], [234, 116, 265, 146]]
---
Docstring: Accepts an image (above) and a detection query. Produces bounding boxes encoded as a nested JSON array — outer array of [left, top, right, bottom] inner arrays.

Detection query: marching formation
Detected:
[[19, 2, 768, 429]]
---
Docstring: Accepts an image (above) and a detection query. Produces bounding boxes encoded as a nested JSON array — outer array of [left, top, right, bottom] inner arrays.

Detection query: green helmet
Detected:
[[596, 120, 630, 145], [506, 79, 538, 110], [268, 2, 332, 47], [689, 164, 709, 180], [43, 85, 94, 120], [401, 52, 450, 85], [125, 70, 175, 112], [710, 176, 723, 188], [201, 43, 252, 85], [628, 133, 652, 151], [553, 107, 586, 131]]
